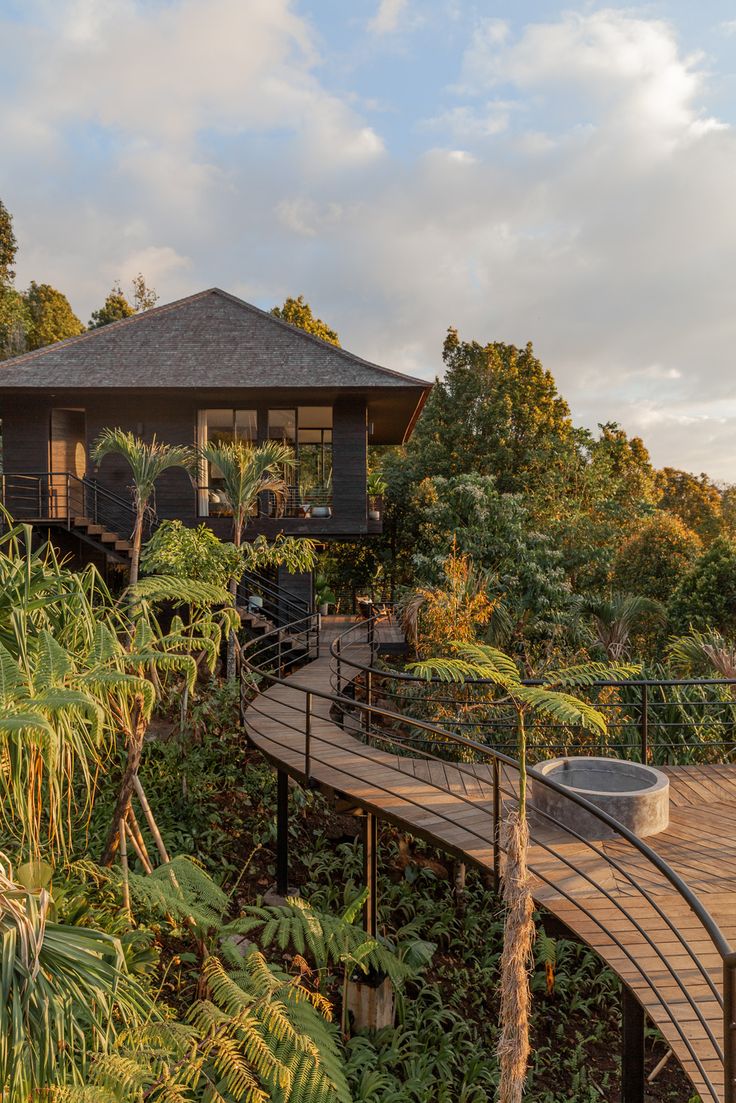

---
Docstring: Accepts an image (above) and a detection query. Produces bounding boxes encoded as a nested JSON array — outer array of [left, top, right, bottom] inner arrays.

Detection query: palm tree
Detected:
[[583, 592, 665, 661], [200, 439, 295, 549], [410, 644, 629, 1103], [200, 440, 295, 677], [91, 429, 194, 586]]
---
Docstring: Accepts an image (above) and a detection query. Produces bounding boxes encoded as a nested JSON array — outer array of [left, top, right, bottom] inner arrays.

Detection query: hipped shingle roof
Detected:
[[0, 288, 431, 392]]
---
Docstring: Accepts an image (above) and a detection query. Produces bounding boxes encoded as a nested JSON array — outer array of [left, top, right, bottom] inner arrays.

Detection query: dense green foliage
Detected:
[[142, 520, 245, 589], [0, 198, 17, 284], [611, 512, 702, 602], [668, 536, 736, 635], [410, 329, 574, 494]]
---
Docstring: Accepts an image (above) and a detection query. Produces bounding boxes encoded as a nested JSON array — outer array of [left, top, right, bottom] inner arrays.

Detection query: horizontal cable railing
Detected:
[[241, 613, 736, 1103], [330, 618, 736, 767]]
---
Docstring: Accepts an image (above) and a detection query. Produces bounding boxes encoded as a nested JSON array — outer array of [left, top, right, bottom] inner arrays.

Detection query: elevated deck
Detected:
[[243, 618, 736, 1102]]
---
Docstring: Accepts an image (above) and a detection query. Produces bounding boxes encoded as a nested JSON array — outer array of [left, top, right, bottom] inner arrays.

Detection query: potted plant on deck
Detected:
[[367, 470, 387, 521], [314, 573, 336, 616]]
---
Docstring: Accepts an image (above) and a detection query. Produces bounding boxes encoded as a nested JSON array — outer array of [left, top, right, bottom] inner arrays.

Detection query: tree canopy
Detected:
[[408, 329, 575, 494], [0, 198, 17, 285], [24, 281, 84, 349], [88, 283, 136, 329], [612, 512, 702, 602], [668, 536, 736, 636], [271, 294, 340, 345], [656, 467, 724, 542]]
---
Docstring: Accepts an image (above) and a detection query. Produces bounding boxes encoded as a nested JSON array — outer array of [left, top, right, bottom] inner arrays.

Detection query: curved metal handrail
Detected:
[[241, 612, 736, 1102]]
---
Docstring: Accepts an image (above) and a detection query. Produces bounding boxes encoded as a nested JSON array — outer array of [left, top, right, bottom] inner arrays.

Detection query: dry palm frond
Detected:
[[669, 629, 736, 680], [497, 811, 535, 1103]]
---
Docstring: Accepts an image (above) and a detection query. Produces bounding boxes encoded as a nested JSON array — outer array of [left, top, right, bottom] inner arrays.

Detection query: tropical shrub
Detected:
[[141, 519, 244, 589]]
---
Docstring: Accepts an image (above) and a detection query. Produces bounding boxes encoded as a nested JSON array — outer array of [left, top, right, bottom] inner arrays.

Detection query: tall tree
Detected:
[[131, 272, 159, 312], [271, 295, 340, 346], [88, 282, 136, 329], [91, 429, 193, 586], [547, 423, 658, 593], [24, 281, 84, 349], [0, 199, 27, 360], [409, 329, 575, 494]]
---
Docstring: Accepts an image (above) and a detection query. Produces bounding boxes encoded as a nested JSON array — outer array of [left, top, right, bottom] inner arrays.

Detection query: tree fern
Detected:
[[56, 949, 352, 1103], [227, 894, 409, 988]]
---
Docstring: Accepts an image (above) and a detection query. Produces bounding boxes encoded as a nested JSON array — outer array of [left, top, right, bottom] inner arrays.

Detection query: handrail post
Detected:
[[621, 986, 645, 1103], [365, 669, 372, 742], [94, 479, 99, 524], [66, 472, 71, 527], [640, 683, 649, 764], [368, 611, 375, 654], [38, 475, 43, 518], [336, 637, 342, 695], [305, 691, 312, 783], [492, 758, 501, 893], [725, 957, 736, 1103], [276, 770, 289, 898]]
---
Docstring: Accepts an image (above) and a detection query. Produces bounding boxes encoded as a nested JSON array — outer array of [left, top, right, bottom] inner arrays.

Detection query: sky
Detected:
[[1, 1, 736, 479]]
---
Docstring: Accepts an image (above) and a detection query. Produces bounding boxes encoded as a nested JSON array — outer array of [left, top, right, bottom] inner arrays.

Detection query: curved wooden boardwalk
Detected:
[[244, 619, 736, 1102]]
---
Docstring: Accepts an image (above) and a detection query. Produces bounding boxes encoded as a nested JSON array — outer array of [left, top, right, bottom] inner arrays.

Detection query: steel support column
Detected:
[[621, 986, 645, 1103], [362, 812, 378, 938], [276, 770, 289, 897]]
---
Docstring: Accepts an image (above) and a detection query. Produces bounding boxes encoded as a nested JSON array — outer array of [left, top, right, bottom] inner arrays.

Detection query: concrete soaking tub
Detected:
[[531, 757, 669, 840]]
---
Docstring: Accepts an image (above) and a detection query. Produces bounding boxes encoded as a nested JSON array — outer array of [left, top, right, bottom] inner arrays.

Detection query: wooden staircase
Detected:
[[71, 515, 134, 560]]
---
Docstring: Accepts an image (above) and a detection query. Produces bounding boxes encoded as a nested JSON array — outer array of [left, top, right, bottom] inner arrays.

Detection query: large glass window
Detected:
[[198, 409, 257, 516], [297, 407, 332, 498], [268, 409, 296, 443]]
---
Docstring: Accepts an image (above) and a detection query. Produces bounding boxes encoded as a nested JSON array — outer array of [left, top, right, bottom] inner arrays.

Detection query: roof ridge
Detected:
[[211, 288, 430, 387]]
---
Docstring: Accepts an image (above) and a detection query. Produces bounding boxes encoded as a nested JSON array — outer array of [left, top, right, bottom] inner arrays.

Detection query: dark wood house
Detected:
[[0, 288, 431, 592]]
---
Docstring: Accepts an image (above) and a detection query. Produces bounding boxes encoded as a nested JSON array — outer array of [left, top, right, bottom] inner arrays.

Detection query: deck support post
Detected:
[[276, 770, 289, 898], [621, 986, 645, 1103], [362, 812, 378, 938], [725, 958, 736, 1103]]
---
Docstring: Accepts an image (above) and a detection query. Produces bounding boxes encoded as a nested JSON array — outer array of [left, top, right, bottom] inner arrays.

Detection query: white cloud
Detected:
[[458, 9, 725, 152], [368, 0, 409, 35], [4, 5, 736, 479]]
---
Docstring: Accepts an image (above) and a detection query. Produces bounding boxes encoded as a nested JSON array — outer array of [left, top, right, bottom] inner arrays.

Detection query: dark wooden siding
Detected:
[[332, 396, 367, 524], [1, 390, 376, 539]]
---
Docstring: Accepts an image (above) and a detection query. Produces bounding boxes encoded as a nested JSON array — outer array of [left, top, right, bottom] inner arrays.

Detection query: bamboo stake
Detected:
[[647, 1048, 673, 1083], [124, 812, 153, 875], [126, 806, 153, 871], [133, 773, 171, 864], [119, 817, 132, 918]]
